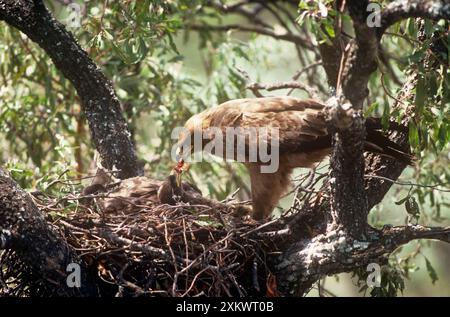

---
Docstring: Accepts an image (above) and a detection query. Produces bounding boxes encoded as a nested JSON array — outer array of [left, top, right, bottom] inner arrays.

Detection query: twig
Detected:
[[364, 174, 450, 192], [188, 24, 312, 47], [287, 61, 323, 96], [247, 81, 319, 99]]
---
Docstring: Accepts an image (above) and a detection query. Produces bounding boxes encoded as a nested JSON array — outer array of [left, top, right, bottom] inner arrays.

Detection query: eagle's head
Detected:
[[175, 110, 212, 161]]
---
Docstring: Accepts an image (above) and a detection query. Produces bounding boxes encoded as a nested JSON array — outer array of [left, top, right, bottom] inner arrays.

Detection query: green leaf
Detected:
[[409, 121, 419, 149], [323, 22, 335, 38], [424, 20, 434, 35], [424, 257, 439, 284], [406, 18, 416, 37], [364, 102, 378, 117], [438, 123, 448, 149], [395, 195, 409, 205]]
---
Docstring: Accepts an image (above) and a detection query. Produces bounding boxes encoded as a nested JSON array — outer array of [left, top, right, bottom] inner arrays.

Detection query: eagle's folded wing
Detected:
[[206, 97, 329, 155]]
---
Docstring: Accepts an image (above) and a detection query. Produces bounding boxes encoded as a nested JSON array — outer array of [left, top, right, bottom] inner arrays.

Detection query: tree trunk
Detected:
[[0, 168, 97, 296]]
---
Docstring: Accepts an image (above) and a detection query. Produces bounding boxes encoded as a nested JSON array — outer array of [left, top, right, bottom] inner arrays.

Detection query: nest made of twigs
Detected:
[[1, 176, 277, 297]]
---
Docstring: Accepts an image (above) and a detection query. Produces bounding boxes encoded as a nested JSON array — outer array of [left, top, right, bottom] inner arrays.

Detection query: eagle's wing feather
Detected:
[[208, 97, 329, 153]]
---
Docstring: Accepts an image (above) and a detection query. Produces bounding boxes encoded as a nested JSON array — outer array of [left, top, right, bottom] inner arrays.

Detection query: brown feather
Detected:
[[246, 163, 292, 220], [178, 97, 414, 220]]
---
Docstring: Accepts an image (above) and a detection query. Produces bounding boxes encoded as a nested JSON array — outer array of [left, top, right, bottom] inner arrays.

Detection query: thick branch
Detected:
[[325, 103, 368, 238], [341, 0, 379, 108], [273, 19, 448, 295], [314, 3, 379, 235], [319, 0, 387, 240], [275, 224, 450, 296], [378, 0, 450, 38], [0, 168, 97, 296], [318, 39, 342, 89], [0, 0, 140, 179]]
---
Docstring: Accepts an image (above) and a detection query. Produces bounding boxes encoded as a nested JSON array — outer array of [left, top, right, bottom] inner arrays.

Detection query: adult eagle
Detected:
[[176, 97, 412, 220]]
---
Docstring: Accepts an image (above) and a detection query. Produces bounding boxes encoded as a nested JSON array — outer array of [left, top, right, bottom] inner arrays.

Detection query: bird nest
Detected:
[[0, 176, 278, 297]]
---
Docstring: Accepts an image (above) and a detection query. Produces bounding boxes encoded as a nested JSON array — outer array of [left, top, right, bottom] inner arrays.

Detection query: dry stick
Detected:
[[226, 272, 244, 296], [59, 220, 174, 260], [379, 70, 408, 106], [43, 169, 71, 191], [334, 0, 349, 97], [335, 42, 352, 97], [287, 61, 323, 96], [188, 24, 313, 48], [164, 217, 179, 296], [182, 218, 189, 292], [176, 231, 235, 276], [285, 170, 316, 205], [247, 81, 320, 99], [285, 170, 328, 213], [221, 187, 241, 203], [240, 219, 279, 237], [180, 266, 211, 297]]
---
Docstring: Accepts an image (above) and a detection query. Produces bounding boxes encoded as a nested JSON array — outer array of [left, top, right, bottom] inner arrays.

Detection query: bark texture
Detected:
[[0, 168, 97, 296]]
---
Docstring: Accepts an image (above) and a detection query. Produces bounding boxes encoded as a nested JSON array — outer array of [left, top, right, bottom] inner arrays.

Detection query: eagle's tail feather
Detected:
[[364, 120, 415, 165]]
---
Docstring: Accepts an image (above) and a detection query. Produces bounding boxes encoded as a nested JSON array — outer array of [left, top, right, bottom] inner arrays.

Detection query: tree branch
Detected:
[[314, 1, 378, 240], [364, 17, 448, 208], [364, 75, 415, 209], [188, 23, 315, 50], [341, 0, 379, 108], [0, 168, 97, 296], [204, 0, 317, 52], [246, 81, 320, 99], [274, 224, 449, 296], [207, 0, 272, 29], [325, 103, 369, 238], [378, 0, 450, 38], [0, 0, 140, 179]]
